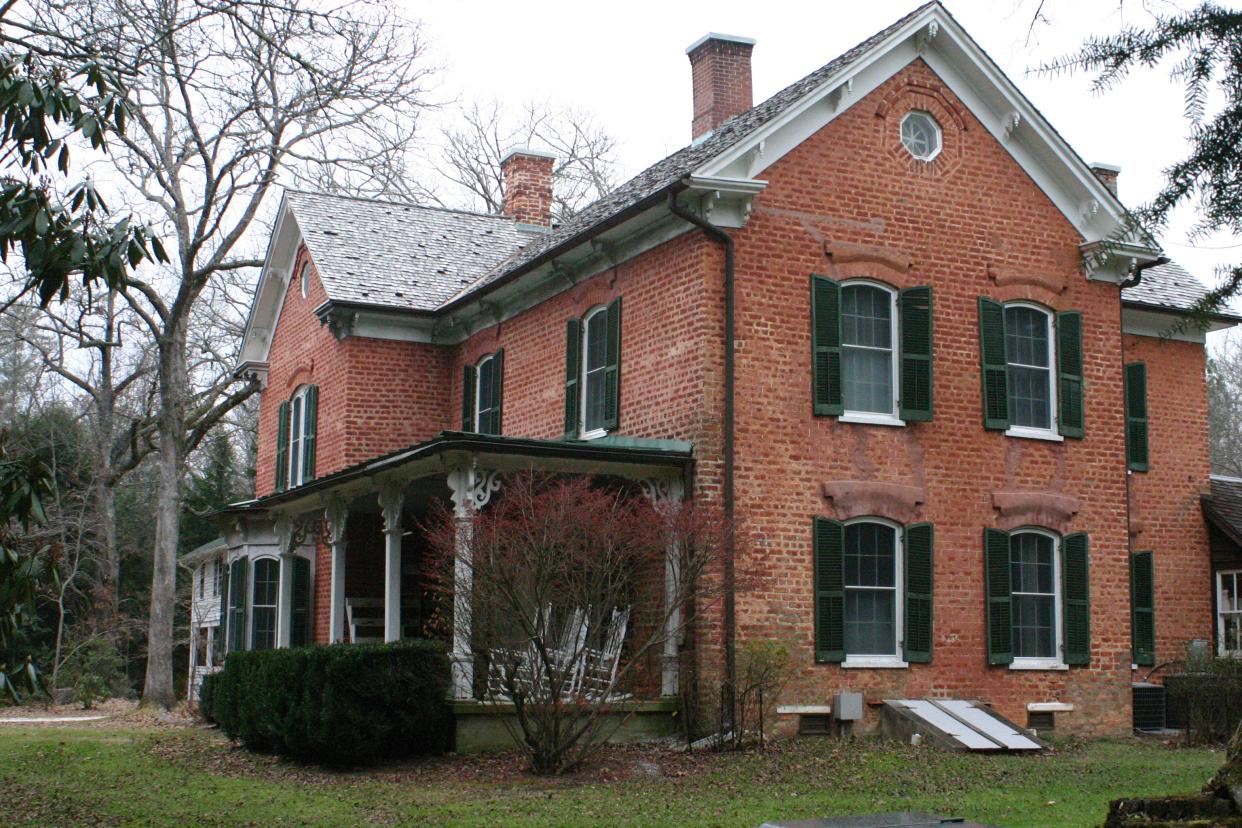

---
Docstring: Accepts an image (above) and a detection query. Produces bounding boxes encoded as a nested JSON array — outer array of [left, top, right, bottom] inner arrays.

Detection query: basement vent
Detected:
[[1027, 711, 1055, 731], [799, 714, 832, 736], [1133, 683, 1166, 731]]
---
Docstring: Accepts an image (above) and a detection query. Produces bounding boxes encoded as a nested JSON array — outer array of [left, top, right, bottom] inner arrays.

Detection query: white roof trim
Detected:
[[693, 5, 1154, 262], [238, 194, 304, 369]]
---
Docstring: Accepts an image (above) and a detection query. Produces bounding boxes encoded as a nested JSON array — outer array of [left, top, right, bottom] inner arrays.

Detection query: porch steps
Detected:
[[345, 597, 420, 643]]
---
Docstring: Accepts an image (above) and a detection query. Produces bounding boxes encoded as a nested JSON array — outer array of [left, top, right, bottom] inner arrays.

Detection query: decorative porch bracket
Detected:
[[323, 497, 349, 644], [640, 476, 686, 697], [445, 463, 502, 700], [377, 482, 407, 644]]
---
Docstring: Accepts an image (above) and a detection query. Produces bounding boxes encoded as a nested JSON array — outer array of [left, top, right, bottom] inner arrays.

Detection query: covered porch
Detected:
[[217, 431, 695, 705]]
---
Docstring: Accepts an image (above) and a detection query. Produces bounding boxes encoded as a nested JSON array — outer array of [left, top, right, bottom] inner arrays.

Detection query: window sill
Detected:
[[842, 657, 908, 669], [578, 428, 608, 441], [840, 412, 906, 428], [1005, 426, 1064, 443], [1009, 659, 1068, 671]]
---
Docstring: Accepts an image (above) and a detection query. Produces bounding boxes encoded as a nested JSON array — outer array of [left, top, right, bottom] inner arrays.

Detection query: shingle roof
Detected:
[[1122, 260, 1238, 320], [1206, 476, 1242, 545], [287, 190, 532, 313]]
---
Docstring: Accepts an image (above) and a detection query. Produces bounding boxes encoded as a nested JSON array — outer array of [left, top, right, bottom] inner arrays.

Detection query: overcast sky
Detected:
[[403, 0, 1240, 298]]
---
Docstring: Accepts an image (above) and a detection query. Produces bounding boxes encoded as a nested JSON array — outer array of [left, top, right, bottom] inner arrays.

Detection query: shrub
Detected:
[[198, 671, 217, 723], [74, 673, 109, 709], [1166, 651, 1242, 744], [207, 640, 452, 764]]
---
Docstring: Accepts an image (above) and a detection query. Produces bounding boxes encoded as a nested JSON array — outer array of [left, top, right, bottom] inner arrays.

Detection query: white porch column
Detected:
[[324, 498, 349, 644], [273, 517, 295, 648], [446, 463, 501, 700], [378, 483, 406, 643], [641, 476, 686, 697]]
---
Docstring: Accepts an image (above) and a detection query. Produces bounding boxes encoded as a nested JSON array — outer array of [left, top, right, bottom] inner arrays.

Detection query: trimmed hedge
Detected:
[[201, 640, 453, 764]]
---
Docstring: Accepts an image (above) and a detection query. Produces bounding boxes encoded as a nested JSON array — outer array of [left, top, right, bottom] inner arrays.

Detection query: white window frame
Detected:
[[1218, 570, 1242, 657], [900, 110, 942, 162], [580, 305, 610, 440], [841, 516, 907, 669], [474, 353, 497, 433], [299, 262, 310, 298], [1009, 528, 1067, 671], [287, 385, 311, 488], [1003, 302, 1063, 443], [838, 280, 904, 428], [249, 555, 280, 651]]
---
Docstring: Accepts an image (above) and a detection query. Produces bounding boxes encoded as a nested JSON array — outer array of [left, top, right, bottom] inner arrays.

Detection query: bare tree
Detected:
[[425, 471, 741, 775], [24, 0, 434, 707], [1210, 332, 1242, 477], [436, 100, 618, 222]]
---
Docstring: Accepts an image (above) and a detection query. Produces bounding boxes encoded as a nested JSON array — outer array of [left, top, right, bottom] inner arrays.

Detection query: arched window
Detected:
[[1008, 529, 1060, 663], [299, 262, 310, 298], [475, 352, 502, 435], [251, 558, 280, 651], [843, 518, 902, 661], [279, 384, 317, 490], [1004, 303, 1056, 434], [841, 282, 899, 418]]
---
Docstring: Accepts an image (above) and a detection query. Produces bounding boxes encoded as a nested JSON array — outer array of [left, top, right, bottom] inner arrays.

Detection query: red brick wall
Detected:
[[1122, 333, 1214, 664], [725, 60, 1133, 735], [255, 248, 452, 498]]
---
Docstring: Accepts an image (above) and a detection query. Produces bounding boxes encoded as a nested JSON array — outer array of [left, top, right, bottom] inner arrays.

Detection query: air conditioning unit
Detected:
[[1132, 682, 1166, 731]]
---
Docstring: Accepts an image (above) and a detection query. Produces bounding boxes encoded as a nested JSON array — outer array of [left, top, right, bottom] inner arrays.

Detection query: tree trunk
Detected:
[[141, 329, 187, 709]]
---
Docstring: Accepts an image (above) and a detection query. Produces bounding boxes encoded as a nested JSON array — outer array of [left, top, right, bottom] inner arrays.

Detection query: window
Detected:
[[1010, 531, 1059, 661], [811, 278, 933, 423], [1219, 571, 1242, 656], [299, 262, 310, 298], [564, 298, 621, 438], [463, 351, 504, 435], [813, 518, 934, 665], [900, 111, 942, 161], [1005, 305, 1055, 433], [984, 528, 1090, 668], [214, 559, 224, 598], [841, 283, 898, 418], [226, 557, 248, 653], [251, 558, 279, 651], [843, 520, 901, 660], [275, 385, 318, 492], [582, 306, 609, 436], [197, 564, 205, 599], [978, 299, 1083, 439]]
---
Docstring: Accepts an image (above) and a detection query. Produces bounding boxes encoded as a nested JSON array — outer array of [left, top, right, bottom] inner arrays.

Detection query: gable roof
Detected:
[[287, 190, 532, 313]]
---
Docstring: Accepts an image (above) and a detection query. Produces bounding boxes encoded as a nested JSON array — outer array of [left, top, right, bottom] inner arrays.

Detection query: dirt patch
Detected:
[[0, 698, 201, 729]]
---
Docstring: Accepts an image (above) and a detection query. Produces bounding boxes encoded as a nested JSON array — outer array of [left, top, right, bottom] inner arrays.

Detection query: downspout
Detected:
[[667, 189, 737, 714], [1119, 255, 1170, 290]]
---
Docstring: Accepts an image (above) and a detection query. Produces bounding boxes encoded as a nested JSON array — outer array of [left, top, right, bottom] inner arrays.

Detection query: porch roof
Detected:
[[219, 431, 694, 516], [1204, 475, 1242, 550]]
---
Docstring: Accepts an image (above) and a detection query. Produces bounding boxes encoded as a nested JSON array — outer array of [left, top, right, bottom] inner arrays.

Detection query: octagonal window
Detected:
[[900, 111, 942, 161]]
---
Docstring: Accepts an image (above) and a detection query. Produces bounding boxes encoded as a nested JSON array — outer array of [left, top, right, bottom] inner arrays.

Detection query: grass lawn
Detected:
[[0, 720, 1221, 827]]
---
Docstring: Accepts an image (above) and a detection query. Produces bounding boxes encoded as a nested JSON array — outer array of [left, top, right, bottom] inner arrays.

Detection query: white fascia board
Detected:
[[238, 195, 302, 368], [695, 6, 1150, 258], [1121, 306, 1215, 343]]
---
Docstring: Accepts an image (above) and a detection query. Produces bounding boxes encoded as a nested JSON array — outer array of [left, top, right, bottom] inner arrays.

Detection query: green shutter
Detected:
[[984, 528, 1012, 665], [490, 348, 504, 435], [564, 318, 581, 436], [274, 401, 290, 493], [978, 298, 1009, 430], [811, 275, 843, 416], [1063, 532, 1091, 666], [603, 298, 622, 431], [899, 286, 934, 422], [228, 557, 248, 653], [290, 556, 311, 648], [903, 522, 934, 663], [813, 517, 845, 662], [1131, 550, 1156, 666], [1057, 311, 1084, 438], [462, 364, 476, 432], [302, 385, 318, 482], [1125, 362, 1149, 472]]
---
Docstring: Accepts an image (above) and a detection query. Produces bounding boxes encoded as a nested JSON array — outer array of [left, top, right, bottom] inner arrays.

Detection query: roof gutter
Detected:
[[666, 188, 738, 711], [1119, 254, 1171, 291]]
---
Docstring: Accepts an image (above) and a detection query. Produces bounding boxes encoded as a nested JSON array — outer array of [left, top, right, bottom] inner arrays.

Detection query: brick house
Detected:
[[189, 2, 1239, 738]]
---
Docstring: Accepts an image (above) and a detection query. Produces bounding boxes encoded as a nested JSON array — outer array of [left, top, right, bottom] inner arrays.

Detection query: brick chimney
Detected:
[[686, 33, 755, 142], [501, 147, 556, 227], [1090, 162, 1121, 198]]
